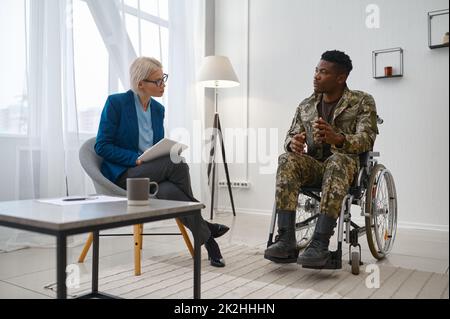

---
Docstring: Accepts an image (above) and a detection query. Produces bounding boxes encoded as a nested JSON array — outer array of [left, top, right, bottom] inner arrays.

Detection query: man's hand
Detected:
[[290, 132, 307, 155], [136, 159, 143, 166], [313, 118, 345, 146]]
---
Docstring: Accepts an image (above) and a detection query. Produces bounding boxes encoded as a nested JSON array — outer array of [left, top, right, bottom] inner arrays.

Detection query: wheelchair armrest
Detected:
[[359, 152, 380, 168]]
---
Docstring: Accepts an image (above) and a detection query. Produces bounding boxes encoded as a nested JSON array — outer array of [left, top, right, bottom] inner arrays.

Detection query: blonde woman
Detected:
[[95, 57, 229, 267]]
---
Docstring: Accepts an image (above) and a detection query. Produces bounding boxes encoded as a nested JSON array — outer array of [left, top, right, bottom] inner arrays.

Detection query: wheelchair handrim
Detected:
[[371, 168, 398, 256]]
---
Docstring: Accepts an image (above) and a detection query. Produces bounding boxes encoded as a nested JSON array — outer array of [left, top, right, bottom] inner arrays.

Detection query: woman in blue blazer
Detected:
[[96, 57, 229, 267]]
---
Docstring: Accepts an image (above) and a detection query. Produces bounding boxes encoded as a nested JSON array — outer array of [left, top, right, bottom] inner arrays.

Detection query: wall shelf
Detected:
[[428, 9, 449, 49], [372, 48, 404, 79], [373, 75, 403, 80], [429, 44, 449, 49]]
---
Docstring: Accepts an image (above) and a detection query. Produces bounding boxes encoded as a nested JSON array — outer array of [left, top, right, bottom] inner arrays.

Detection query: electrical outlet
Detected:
[[218, 181, 251, 189]]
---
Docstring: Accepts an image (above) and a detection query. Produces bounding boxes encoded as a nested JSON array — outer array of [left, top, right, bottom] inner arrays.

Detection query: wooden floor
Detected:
[[41, 242, 448, 299], [0, 211, 448, 299]]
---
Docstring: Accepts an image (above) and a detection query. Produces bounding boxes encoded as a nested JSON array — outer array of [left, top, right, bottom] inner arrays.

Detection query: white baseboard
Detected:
[[217, 206, 274, 217], [217, 206, 449, 233]]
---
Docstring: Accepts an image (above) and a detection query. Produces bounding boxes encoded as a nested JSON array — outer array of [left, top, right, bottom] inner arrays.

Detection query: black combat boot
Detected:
[[264, 210, 297, 262], [297, 214, 337, 267]]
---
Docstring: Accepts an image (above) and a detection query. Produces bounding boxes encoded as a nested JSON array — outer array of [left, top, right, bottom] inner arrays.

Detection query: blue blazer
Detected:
[[95, 90, 165, 183]]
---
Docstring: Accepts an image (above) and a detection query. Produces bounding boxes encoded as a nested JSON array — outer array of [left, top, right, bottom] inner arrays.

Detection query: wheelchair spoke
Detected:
[[375, 169, 397, 253], [374, 171, 389, 252], [295, 194, 319, 249]]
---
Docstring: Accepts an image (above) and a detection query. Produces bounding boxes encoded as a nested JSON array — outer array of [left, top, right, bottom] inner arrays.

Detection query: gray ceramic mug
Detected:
[[127, 178, 159, 206]]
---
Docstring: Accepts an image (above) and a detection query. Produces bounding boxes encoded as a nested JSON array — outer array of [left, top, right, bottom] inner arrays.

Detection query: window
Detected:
[[0, 0, 170, 135], [73, 0, 170, 134], [0, 0, 29, 136], [72, 0, 109, 134], [120, 0, 169, 104]]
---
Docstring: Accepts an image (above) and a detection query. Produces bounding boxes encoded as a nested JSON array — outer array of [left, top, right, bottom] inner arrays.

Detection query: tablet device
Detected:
[[138, 138, 189, 163]]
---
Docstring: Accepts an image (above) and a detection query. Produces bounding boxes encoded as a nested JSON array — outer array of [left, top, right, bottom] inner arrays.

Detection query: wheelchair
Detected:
[[267, 131, 398, 275]]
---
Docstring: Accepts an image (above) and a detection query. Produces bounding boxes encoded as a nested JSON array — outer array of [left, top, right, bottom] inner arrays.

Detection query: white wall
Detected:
[[214, 0, 449, 230]]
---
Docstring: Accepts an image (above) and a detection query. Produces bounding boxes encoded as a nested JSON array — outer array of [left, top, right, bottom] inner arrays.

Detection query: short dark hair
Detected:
[[321, 50, 353, 75]]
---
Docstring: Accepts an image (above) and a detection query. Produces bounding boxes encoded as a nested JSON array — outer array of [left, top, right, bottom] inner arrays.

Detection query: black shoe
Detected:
[[212, 224, 230, 239], [206, 222, 230, 239], [264, 210, 297, 262], [297, 235, 331, 267], [205, 237, 226, 268], [297, 214, 337, 267], [209, 257, 226, 268]]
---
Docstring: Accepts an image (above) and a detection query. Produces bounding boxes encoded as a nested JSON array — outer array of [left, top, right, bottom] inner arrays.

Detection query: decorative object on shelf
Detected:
[[428, 9, 449, 49], [384, 66, 393, 77], [372, 48, 404, 79]]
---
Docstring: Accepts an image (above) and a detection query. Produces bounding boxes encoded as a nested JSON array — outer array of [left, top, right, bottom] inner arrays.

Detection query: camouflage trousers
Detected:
[[275, 152, 359, 219]]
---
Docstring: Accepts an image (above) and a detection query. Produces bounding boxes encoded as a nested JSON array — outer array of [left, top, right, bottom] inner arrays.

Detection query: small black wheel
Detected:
[[351, 251, 360, 275]]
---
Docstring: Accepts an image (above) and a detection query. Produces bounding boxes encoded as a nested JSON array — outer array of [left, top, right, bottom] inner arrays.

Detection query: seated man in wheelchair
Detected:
[[264, 50, 379, 268]]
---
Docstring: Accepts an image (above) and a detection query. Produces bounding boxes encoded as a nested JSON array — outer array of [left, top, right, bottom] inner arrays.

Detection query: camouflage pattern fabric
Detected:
[[276, 153, 358, 219], [276, 87, 378, 219]]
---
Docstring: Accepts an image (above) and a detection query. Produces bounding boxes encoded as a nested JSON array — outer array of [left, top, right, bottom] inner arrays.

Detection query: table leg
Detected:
[[193, 211, 201, 299], [92, 230, 100, 294], [56, 234, 67, 299]]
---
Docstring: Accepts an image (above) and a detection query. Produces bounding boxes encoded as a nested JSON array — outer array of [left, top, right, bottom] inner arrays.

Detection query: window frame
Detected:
[[73, 0, 170, 134]]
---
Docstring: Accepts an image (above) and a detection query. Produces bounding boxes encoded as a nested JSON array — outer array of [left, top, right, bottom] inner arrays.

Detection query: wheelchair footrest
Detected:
[[264, 255, 298, 264], [301, 250, 342, 270], [264, 248, 300, 264]]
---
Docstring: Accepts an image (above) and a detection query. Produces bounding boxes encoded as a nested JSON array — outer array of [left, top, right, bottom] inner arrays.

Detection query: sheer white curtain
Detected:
[[1, 0, 86, 251], [1, 0, 138, 252], [168, 0, 208, 205], [0, 0, 208, 251]]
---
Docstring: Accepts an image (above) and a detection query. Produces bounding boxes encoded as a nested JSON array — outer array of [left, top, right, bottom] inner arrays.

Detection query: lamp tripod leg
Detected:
[[209, 113, 219, 220], [217, 115, 236, 217], [207, 113, 219, 184]]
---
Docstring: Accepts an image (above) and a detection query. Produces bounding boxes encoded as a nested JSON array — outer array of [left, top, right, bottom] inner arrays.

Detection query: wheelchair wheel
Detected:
[[296, 194, 319, 249], [365, 164, 398, 260]]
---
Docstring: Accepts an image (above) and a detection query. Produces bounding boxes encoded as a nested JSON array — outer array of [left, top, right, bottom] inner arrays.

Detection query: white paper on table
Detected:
[[37, 196, 127, 206]]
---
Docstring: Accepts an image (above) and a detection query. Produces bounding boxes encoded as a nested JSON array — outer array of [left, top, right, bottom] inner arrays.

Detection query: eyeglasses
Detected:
[[142, 74, 169, 87]]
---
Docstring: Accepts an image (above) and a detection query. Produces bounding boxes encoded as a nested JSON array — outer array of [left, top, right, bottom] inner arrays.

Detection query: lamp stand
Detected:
[[207, 89, 236, 220]]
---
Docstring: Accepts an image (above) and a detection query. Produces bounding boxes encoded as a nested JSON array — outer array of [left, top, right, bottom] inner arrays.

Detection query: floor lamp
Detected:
[[198, 56, 240, 220]]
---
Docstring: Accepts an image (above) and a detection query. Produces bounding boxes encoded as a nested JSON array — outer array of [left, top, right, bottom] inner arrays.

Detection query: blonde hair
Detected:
[[129, 57, 163, 94]]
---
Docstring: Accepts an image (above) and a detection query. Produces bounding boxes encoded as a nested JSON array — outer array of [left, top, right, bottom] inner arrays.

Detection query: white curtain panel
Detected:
[[1, 0, 138, 252], [168, 0, 208, 205], [0, 0, 208, 251], [1, 0, 86, 251]]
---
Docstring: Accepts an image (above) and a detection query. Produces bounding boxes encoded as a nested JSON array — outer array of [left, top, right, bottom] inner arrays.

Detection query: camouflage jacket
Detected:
[[284, 87, 379, 161]]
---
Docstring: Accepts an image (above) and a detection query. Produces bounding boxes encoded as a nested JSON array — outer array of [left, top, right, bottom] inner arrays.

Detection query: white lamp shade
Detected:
[[198, 56, 240, 88]]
